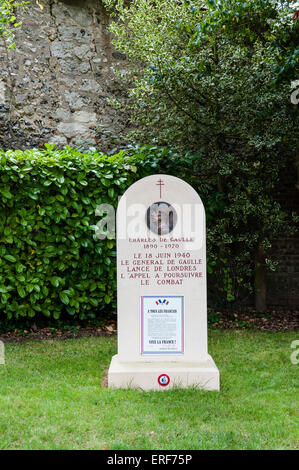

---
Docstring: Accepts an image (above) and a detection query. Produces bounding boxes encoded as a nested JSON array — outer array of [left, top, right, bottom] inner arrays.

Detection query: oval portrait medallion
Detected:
[[146, 201, 177, 235]]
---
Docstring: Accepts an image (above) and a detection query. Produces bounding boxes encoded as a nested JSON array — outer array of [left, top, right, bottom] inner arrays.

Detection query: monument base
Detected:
[[108, 355, 220, 391]]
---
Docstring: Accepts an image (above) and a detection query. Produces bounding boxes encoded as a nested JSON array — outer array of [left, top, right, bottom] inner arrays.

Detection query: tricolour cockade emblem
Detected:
[[158, 374, 170, 387]]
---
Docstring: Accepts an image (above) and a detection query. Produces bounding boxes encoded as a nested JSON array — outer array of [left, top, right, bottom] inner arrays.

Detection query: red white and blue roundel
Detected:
[[156, 299, 169, 305], [158, 374, 170, 387]]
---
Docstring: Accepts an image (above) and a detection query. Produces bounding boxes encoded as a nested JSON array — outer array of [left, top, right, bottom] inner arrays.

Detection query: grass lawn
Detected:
[[0, 330, 298, 450]]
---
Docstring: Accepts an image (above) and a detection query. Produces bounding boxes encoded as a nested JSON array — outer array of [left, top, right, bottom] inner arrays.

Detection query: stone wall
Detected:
[[0, 0, 129, 151], [267, 164, 299, 309]]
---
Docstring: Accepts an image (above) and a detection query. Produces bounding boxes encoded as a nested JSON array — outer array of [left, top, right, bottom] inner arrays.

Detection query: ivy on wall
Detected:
[[0, 0, 27, 48]]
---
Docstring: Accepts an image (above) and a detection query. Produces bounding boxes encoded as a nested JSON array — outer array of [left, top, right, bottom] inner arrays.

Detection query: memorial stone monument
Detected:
[[108, 174, 220, 390]]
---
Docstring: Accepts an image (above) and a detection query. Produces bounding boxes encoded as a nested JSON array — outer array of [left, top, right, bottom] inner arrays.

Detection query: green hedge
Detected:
[[0, 145, 172, 321]]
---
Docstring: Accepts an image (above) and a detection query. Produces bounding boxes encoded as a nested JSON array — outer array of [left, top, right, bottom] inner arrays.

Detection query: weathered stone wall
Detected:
[[0, 0, 128, 151]]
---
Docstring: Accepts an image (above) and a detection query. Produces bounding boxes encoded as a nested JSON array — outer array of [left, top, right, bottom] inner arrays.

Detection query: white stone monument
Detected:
[[108, 174, 220, 390]]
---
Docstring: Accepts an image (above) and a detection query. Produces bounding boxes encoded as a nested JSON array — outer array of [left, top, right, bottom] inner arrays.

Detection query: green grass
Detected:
[[0, 330, 298, 450]]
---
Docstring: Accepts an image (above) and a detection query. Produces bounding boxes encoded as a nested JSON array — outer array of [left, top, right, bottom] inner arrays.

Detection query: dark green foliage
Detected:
[[0, 145, 166, 321], [105, 0, 298, 308]]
